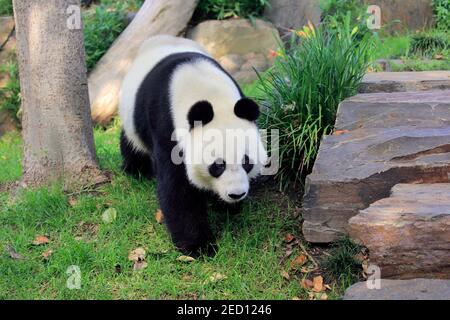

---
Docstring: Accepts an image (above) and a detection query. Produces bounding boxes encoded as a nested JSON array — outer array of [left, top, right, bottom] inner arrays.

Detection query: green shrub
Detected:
[[432, 0, 450, 31], [0, 60, 21, 123], [0, 0, 13, 16], [258, 18, 373, 187], [83, 5, 127, 71], [193, 0, 269, 22], [409, 32, 449, 58], [320, 0, 371, 40]]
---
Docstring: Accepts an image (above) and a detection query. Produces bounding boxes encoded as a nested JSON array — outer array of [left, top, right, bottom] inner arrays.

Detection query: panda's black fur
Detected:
[[120, 52, 255, 256]]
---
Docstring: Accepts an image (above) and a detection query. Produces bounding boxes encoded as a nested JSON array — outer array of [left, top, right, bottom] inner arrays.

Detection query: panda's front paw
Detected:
[[176, 237, 217, 258]]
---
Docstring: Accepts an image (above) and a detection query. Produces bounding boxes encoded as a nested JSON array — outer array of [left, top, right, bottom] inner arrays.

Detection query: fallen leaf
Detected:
[[334, 129, 349, 136], [133, 261, 148, 271], [42, 249, 53, 259], [284, 233, 295, 243], [32, 235, 49, 246], [209, 272, 227, 283], [177, 255, 196, 263], [155, 209, 164, 224], [312, 275, 324, 292], [128, 247, 146, 262], [6, 245, 23, 260], [290, 254, 308, 269], [68, 197, 78, 207], [281, 271, 290, 280], [301, 278, 314, 290], [102, 208, 117, 223]]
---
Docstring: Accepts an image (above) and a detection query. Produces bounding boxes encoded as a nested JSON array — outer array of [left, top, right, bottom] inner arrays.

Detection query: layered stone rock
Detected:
[[264, 0, 321, 35], [360, 71, 450, 93], [349, 183, 450, 279], [344, 279, 450, 300], [302, 90, 450, 243], [188, 19, 280, 84]]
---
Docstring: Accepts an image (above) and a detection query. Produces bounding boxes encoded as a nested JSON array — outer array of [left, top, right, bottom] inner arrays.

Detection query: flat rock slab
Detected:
[[359, 71, 450, 93], [349, 184, 450, 279], [302, 90, 450, 243], [344, 279, 450, 300]]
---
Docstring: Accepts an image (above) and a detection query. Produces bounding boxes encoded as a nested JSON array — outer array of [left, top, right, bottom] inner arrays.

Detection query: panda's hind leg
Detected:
[[120, 131, 154, 180]]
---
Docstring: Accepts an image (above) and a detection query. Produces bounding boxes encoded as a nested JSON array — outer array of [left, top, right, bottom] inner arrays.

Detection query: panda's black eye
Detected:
[[242, 155, 254, 174], [208, 159, 226, 178]]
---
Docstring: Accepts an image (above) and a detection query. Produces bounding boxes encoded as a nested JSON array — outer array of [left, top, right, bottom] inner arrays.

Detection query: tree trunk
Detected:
[[13, 0, 104, 188], [88, 0, 199, 125]]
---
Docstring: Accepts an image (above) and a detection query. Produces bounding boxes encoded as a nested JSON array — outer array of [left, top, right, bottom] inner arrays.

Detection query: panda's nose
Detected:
[[228, 192, 246, 200]]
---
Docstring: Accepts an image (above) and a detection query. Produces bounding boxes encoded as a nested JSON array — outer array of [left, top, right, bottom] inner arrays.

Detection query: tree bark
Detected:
[[88, 0, 199, 125], [13, 0, 104, 188]]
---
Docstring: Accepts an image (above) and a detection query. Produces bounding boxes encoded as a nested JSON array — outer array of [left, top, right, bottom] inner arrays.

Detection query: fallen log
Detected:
[[88, 0, 199, 125]]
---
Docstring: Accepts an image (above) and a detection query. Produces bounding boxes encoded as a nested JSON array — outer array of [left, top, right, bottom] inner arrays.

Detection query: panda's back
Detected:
[[119, 36, 243, 153], [119, 36, 208, 151]]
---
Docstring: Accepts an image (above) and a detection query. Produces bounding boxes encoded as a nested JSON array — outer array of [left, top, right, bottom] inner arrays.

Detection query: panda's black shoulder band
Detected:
[[234, 98, 260, 122], [188, 100, 214, 129]]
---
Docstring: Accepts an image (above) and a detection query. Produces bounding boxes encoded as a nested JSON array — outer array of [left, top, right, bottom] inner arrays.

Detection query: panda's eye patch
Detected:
[[242, 155, 254, 174], [208, 159, 226, 178]]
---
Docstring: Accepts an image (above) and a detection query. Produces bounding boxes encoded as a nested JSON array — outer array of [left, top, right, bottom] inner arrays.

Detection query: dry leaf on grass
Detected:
[[312, 275, 324, 292], [102, 208, 117, 223], [6, 245, 23, 260], [290, 254, 308, 269], [209, 272, 227, 283], [42, 249, 53, 259], [133, 261, 148, 271], [177, 255, 196, 263], [155, 209, 164, 224], [284, 233, 295, 243], [68, 197, 78, 207], [281, 271, 290, 280], [128, 247, 146, 262], [301, 278, 314, 290], [32, 235, 49, 246]]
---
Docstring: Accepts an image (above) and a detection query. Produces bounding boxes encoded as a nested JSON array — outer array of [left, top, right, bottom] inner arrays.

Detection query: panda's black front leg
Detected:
[[155, 157, 216, 257]]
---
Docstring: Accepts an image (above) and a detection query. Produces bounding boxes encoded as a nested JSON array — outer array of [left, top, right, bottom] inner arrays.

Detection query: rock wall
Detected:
[[188, 19, 280, 84], [264, 0, 321, 34]]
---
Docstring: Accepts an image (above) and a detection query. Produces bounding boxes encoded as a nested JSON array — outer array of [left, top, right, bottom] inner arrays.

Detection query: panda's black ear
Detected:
[[187, 101, 214, 129], [234, 98, 260, 122]]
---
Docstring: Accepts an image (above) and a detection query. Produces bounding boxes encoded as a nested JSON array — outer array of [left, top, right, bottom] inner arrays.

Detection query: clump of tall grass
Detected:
[[258, 17, 373, 188], [409, 32, 449, 59]]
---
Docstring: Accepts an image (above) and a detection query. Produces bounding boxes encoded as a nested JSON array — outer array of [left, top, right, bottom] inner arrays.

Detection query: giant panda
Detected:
[[119, 35, 268, 256]]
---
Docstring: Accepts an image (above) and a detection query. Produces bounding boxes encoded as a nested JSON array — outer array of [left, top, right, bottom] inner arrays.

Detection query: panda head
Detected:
[[181, 98, 268, 203]]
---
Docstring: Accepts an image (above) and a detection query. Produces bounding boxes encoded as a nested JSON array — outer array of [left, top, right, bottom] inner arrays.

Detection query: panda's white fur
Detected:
[[119, 35, 268, 255]]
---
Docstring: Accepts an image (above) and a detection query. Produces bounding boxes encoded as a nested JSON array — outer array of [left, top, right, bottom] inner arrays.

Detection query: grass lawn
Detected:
[[0, 123, 356, 300]]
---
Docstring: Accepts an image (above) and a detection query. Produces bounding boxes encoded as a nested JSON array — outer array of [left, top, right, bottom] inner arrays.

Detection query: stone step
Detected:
[[344, 279, 450, 300], [302, 90, 450, 243], [349, 183, 450, 279], [359, 71, 450, 93]]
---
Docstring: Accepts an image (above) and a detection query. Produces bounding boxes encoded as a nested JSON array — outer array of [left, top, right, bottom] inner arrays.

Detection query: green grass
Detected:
[[0, 0, 13, 16], [0, 124, 353, 300], [372, 35, 411, 60], [258, 18, 373, 188]]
